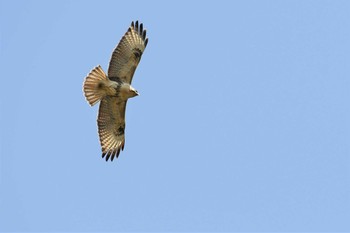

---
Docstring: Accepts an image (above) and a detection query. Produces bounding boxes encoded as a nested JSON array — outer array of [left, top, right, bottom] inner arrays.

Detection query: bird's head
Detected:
[[128, 86, 139, 98]]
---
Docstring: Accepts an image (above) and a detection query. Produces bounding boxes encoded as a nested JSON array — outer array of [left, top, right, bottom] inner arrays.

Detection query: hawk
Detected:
[[83, 21, 148, 161]]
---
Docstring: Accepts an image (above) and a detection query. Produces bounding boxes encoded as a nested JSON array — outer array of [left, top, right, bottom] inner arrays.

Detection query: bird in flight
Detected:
[[83, 21, 148, 161]]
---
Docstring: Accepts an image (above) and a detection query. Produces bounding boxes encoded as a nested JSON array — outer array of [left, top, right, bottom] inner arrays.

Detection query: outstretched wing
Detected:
[[108, 21, 148, 84], [97, 96, 127, 161]]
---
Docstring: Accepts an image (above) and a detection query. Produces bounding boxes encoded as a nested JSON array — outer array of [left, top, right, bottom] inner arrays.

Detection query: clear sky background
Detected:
[[1, 0, 349, 232]]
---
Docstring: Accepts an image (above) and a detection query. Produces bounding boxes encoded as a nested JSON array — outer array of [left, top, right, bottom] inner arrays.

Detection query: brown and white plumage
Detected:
[[83, 21, 148, 161], [108, 20, 148, 84]]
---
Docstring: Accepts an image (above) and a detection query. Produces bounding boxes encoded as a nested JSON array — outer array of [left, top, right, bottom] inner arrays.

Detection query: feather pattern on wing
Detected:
[[107, 20, 148, 84], [97, 96, 127, 161]]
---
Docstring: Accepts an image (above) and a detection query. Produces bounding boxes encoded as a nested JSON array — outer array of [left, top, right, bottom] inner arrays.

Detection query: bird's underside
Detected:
[[83, 21, 148, 161]]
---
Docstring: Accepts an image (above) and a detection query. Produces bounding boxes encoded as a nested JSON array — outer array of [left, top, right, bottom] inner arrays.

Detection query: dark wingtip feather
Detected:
[[106, 151, 112, 161], [145, 38, 148, 47], [102, 152, 106, 158], [110, 152, 115, 161], [131, 21, 134, 27], [135, 21, 139, 31], [142, 30, 147, 40], [140, 23, 143, 34]]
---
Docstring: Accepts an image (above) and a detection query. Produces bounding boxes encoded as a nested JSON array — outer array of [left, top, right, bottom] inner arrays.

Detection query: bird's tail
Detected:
[[83, 65, 109, 106]]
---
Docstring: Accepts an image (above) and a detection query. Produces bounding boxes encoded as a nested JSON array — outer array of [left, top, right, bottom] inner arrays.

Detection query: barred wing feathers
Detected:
[[98, 96, 127, 161], [108, 21, 148, 84]]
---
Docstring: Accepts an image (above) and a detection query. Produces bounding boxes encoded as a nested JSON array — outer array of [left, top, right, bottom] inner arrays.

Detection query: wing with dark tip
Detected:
[[108, 20, 148, 84], [97, 96, 127, 161]]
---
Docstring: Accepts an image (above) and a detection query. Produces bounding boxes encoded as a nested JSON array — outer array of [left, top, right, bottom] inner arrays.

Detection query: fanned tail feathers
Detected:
[[83, 65, 108, 106]]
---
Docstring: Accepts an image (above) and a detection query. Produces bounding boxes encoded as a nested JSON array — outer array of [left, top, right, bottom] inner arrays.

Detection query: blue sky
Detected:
[[1, 0, 349, 231]]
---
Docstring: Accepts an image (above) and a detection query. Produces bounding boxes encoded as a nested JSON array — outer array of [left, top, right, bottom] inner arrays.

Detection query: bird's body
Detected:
[[83, 21, 148, 161]]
